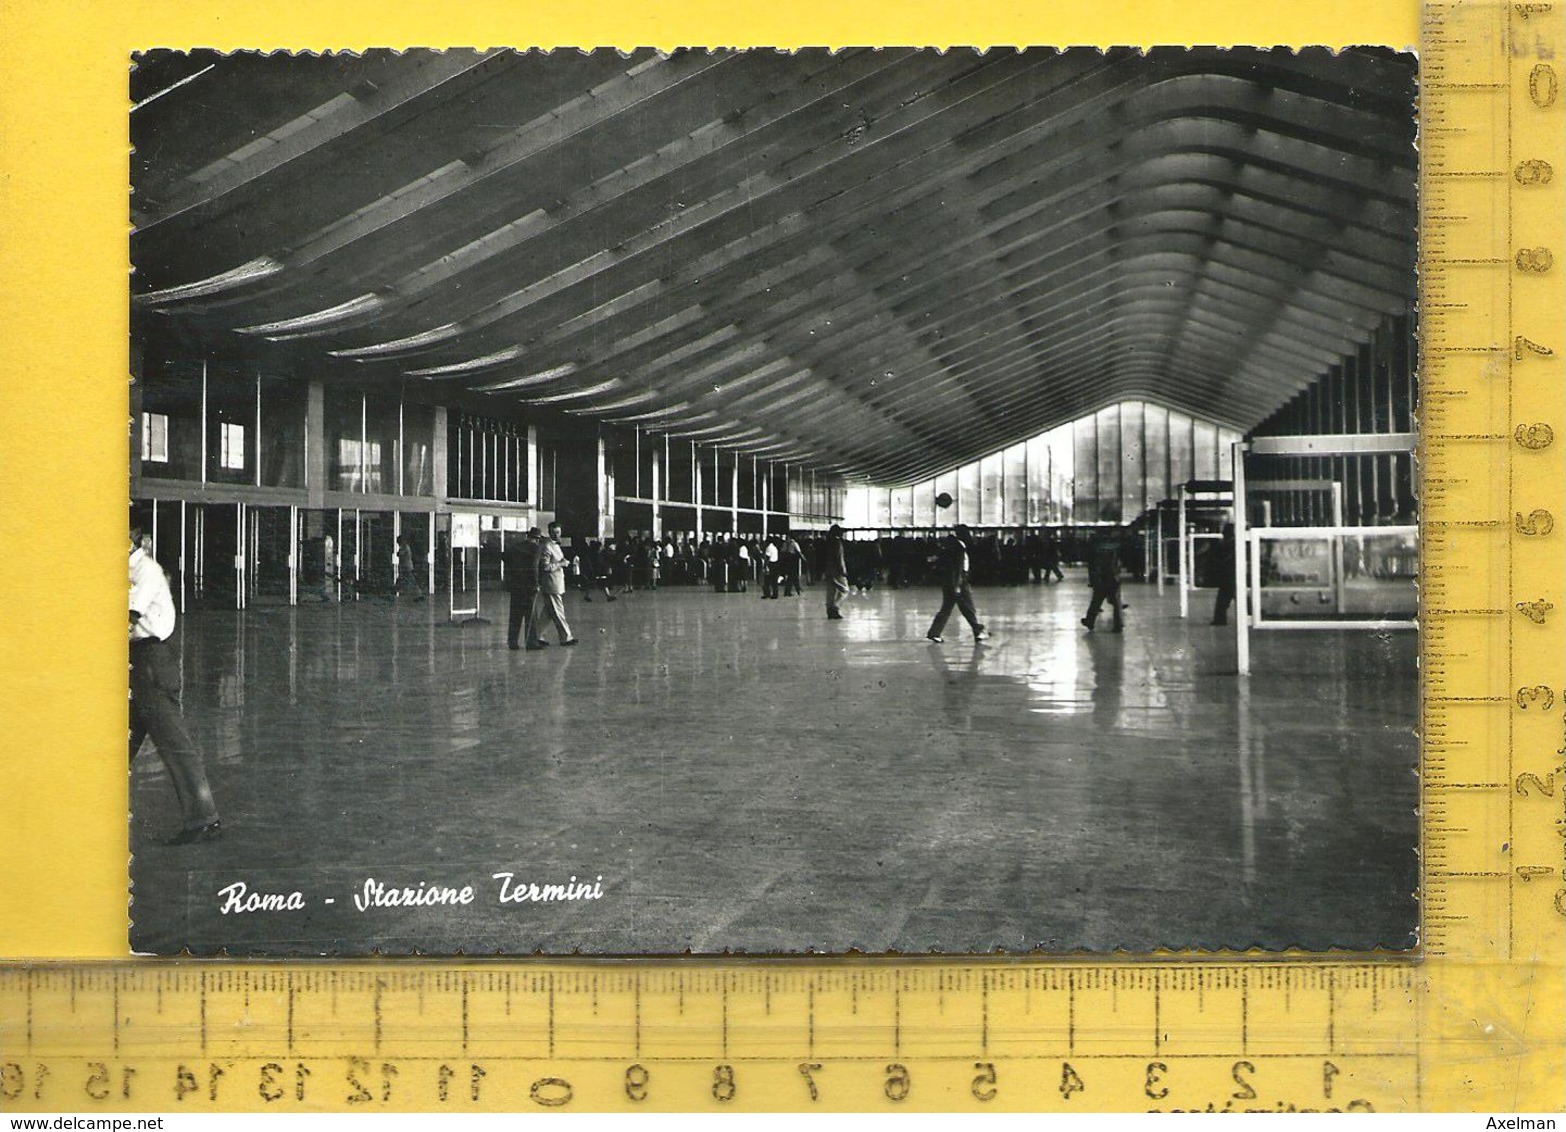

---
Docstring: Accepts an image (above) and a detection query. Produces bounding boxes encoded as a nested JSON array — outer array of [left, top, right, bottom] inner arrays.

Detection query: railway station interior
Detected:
[[128, 47, 1418, 955]]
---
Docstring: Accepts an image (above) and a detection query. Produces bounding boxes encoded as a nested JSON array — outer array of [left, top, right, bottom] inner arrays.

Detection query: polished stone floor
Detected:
[[129, 573, 1418, 956]]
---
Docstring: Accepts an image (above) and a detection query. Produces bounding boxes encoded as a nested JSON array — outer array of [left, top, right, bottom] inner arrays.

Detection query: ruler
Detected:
[[2, 2, 1563, 1112]]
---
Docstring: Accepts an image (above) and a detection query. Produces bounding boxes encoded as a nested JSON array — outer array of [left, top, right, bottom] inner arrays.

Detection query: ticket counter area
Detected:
[[1232, 433, 1418, 675]]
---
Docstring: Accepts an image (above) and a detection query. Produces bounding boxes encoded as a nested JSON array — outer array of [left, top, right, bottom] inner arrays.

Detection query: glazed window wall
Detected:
[[205, 363, 255, 485], [637, 432, 657, 498], [667, 440, 695, 503], [136, 359, 311, 488], [1072, 416, 1097, 520], [844, 311, 1411, 530], [365, 395, 400, 495], [612, 436, 638, 498], [978, 452, 1003, 526], [957, 462, 981, 522], [1003, 444, 1026, 527], [141, 412, 169, 463], [600, 430, 838, 522], [402, 402, 436, 497], [447, 412, 529, 504], [1094, 406, 1122, 523], [137, 361, 203, 481], [769, 465, 789, 514], [258, 374, 305, 488], [842, 400, 1244, 529], [325, 388, 365, 493]]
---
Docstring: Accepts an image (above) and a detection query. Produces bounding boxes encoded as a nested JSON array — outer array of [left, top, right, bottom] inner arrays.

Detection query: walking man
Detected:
[[926, 524, 990, 643], [782, 533, 804, 596], [533, 522, 579, 647], [823, 524, 850, 620], [1081, 532, 1125, 633], [130, 524, 222, 844]]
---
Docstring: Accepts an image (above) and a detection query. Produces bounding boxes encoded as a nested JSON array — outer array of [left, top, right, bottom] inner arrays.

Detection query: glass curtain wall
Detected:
[[844, 399, 1242, 528]]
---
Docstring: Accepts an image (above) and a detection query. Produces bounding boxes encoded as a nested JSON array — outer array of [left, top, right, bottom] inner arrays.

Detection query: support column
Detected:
[[694, 460, 704, 540], [526, 424, 539, 528], [597, 432, 615, 539], [306, 380, 327, 508], [1234, 441, 1251, 676], [432, 405, 448, 502], [651, 445, 663, 540]]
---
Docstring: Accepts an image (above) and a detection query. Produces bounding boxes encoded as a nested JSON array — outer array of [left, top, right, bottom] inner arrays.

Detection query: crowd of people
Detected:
[[527, 524, 1149, 642], [539, 528, 1089, 595]]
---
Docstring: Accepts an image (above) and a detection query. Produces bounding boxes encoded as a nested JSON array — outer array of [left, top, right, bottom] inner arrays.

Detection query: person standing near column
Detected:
[[533, 522, 580, 647], [1211, 523, 1237, 626], [130, 525, 222, 844], [502, 528, 544, 650], [824, 524, 850, 620], [926, 524, 990, 643]]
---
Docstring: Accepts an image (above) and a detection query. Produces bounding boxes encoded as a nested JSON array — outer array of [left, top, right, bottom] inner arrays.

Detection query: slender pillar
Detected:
[[432, 406, 448, 501], [306, 380, 327, 508], [1234, 441, 1251, 676]]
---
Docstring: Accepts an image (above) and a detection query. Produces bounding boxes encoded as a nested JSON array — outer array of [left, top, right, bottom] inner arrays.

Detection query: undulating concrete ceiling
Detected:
[[131, 47, 1416, 484]]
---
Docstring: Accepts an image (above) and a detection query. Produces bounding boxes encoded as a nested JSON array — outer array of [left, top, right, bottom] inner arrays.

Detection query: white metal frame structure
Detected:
[[448, 513, 483, 623], [1175, 483, 1233, 619], [1233, 432, 1417, 675]]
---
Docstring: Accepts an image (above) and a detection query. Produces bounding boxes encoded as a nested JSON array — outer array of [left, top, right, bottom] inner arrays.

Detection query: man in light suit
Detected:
[[532, 522, 580, 647]]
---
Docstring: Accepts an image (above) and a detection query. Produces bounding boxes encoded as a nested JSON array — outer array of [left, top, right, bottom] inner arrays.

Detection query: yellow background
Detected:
[[0, 1, 1419, 959]]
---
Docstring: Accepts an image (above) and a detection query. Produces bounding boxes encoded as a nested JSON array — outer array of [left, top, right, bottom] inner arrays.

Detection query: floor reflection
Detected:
[[131, 575, 1418, 956]]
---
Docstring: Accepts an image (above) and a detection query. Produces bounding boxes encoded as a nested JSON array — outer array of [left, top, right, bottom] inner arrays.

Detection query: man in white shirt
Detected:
[[130, 526, 222, 844], [762, 536, 782, 599]]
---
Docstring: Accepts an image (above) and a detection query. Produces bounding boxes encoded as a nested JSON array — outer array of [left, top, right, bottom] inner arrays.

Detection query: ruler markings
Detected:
[[1067, 970, 1075, 1056], [893, 984, 901, 1056], [1504, 0, 1515, 961], [808, 983, 815, 1058]]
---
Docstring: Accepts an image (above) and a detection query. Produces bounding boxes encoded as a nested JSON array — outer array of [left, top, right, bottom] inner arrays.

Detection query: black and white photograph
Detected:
[[127, 46, 1419, 956]]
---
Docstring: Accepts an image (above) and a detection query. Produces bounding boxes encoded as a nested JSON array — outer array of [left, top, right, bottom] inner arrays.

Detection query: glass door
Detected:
[[193, 502, 241, 609], [246, 504, 296, 605], [297, 509, 338, 602], [338, 508, 360, 602], [360, 510, 396, 597]]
